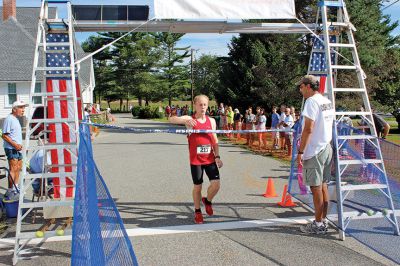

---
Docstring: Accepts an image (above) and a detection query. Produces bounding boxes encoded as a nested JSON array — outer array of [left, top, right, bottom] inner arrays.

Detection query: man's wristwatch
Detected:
[[215, 156, 221, 159], [298, 151, 303, 155]]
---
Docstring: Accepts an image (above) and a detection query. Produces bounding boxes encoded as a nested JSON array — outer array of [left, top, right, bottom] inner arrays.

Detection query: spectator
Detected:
[[290, 106, 297, 122], [245, 107, 256, 146], [257, 108, 267, 150], [281, 107, 294, 156], [222, 108, 228, 131], [271, 106, 280, 149], [30, 142, 53, 196], [217, 103, 225, 129], [234, 108, 243, 139], [226, 106, 234, 137], [166, 105, 171, 117], [2, 101, 28, 200], [279, 104, 287, 150]]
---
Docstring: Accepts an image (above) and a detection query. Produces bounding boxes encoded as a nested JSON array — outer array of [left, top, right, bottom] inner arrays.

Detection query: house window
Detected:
[[7, 83, 17, 106], [33, 83, 42, 104]]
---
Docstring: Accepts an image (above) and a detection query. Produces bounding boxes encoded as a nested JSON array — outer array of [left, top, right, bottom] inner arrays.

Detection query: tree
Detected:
[[215, 33, 307, 111], [81, 35, 115, 105], [193, 54, 221, 98], [344, 0, 399, 113], [156, 33, 191, 105]]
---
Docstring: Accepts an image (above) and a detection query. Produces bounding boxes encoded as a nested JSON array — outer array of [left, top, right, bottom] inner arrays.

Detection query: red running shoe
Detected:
[[202, 197, 214, 216], [194, 211, 204, 224]]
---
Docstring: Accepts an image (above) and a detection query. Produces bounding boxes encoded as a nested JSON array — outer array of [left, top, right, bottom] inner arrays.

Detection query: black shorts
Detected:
[[190, 163, 220, 185]]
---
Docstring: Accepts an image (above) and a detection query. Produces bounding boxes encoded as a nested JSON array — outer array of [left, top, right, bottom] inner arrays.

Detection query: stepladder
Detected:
[[289, 0, 399, 240], [13, 0, 83, 264]]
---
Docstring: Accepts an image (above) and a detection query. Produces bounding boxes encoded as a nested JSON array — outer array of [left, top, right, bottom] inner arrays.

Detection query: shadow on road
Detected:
[[114, 201, 312, 229]]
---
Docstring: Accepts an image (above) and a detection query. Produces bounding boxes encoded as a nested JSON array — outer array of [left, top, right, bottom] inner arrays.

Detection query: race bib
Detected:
[[197, 145, 211, 155]]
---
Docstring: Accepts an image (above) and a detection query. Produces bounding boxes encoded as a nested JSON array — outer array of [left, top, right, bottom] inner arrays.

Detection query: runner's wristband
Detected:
[[215, 156, 221, 159], [298, 151, 303, 155]]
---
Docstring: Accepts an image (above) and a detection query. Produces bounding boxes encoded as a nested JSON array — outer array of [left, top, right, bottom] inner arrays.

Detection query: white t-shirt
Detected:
[[279, 113, 286, 129], [283, 114, 294, 132], [302, 93, 335, 160], [257, 115, 267, 130]]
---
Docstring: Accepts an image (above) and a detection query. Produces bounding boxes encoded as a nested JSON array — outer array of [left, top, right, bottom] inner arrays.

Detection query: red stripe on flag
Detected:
[[59, 80, 74, 198], [319, 76, 326, 94], [46, 80, 61, 198]]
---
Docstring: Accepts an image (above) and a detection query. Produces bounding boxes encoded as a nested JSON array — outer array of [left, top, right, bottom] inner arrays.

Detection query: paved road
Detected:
[[0, 114, 396, 265]]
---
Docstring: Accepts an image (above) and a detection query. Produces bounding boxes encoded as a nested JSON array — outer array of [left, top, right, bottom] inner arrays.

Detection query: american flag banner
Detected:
[[309, 35, 337, 94], [46, 33, 82, 199]]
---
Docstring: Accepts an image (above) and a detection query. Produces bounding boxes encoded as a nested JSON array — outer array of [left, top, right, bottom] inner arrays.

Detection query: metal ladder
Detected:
[[13, 0, 81, 264], [309, 0, 399, 240]]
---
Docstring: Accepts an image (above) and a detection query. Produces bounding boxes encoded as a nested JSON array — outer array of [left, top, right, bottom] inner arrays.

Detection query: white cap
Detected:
[[12, 100, 29, 108]]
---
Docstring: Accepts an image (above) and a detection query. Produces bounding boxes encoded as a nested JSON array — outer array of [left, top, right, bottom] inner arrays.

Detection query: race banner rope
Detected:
[[82, 122, 295, 135]]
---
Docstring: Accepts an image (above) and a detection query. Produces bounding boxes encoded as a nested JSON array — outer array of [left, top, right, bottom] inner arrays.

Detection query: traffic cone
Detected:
[[278, 184, 297, 207], [263, 178, 278, 198]]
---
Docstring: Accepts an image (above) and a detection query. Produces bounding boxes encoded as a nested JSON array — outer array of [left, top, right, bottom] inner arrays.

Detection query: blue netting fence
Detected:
[[288, 117, 400, 264], [72, 124, 138, 266]]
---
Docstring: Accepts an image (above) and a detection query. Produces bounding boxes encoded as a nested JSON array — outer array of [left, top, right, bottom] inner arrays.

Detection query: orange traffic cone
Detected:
[[278, 184, 297, 207], [263, 178, 278, 198]]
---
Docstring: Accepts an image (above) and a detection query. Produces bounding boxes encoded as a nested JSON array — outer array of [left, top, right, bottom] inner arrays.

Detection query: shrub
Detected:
[[131, 106, 141, 117], [138, 106, 153, 119]]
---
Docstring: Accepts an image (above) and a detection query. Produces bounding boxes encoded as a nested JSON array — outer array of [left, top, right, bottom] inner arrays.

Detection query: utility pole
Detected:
[[190, 48, 195, 113]]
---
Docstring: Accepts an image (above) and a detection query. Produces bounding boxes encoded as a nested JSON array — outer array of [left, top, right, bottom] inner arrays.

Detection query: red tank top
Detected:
[[188, 115, 216, 165]]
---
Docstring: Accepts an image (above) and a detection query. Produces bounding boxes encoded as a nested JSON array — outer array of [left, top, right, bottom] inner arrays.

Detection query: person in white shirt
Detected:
[[280, 107, 294, 156], [296, 75, 334, 235]]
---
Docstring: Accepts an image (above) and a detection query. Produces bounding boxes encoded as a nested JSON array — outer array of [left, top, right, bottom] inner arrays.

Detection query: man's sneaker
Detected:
[[194, 211, 204, 224], [323, 220, 329, 230], [202, 197, 214, 216], [300, 220, 327, 235]]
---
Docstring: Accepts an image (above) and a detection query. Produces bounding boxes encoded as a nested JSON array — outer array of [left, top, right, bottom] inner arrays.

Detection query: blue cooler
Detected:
[[2, 198, 19, 218]]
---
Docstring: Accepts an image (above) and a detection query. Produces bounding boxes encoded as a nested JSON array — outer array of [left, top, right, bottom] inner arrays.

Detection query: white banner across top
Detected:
[[154, 0, 296, 20]]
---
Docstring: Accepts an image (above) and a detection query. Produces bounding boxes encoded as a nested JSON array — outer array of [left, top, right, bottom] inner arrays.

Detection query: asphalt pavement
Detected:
[[0, 114, 396, 265]]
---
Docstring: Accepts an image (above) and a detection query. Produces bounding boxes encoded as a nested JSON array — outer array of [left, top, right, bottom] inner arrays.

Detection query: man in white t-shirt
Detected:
[[296, 75, 334, 235]]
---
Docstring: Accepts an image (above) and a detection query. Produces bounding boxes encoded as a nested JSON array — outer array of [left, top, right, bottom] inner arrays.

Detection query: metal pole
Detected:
[[191, 48, 194, 113]]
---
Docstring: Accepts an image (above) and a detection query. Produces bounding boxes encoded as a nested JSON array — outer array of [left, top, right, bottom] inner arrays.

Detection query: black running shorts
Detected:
[[190, 163, 220, 185]]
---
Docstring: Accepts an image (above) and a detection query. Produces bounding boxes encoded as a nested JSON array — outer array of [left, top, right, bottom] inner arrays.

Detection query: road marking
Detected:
[[0, 215, 312, 248], [1, 210, 398, 249]]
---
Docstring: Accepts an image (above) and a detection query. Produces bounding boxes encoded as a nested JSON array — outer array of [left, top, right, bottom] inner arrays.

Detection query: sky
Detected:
[[1, 0, 400, 58]]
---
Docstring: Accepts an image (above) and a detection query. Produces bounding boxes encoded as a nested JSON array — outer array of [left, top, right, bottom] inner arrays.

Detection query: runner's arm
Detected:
[[168, 115, 192, 125]]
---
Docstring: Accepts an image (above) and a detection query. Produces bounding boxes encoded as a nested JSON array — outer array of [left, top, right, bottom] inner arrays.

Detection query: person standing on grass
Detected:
[[271, 106, 280, 149], [245, 107, 256, 146], [2, 101, 28, 200], [233, 108, 243, 139], [281, 107, 294, 156], [227, 106, 234, 131], [168, 95, 223, 224], [279, 104, 287, 150], [256, 108, 267, 150], [297, 75, 334, 235]]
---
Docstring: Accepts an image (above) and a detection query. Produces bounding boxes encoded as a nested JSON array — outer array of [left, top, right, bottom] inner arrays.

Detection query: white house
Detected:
[[0, 1, 94, 122]]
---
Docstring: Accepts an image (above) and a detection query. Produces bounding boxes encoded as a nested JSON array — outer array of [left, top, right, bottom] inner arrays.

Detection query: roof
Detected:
[[0, 7, 91, 86]]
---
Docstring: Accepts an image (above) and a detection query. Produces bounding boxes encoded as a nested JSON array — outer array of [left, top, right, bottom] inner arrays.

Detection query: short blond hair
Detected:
[[193, 95, 209, 104]]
